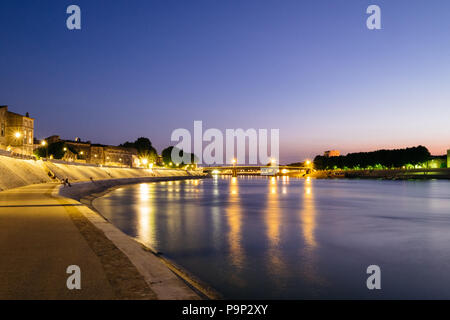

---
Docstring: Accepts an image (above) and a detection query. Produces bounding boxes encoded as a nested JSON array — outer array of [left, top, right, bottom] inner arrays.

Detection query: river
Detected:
[[92, 176, 450, 299]]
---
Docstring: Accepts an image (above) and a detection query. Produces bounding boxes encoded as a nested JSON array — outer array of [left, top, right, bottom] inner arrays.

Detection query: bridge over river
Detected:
[[200, 165, 312, 176]]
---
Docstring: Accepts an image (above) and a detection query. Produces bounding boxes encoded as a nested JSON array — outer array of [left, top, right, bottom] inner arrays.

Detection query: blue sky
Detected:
[[1, 0, 449, 163]]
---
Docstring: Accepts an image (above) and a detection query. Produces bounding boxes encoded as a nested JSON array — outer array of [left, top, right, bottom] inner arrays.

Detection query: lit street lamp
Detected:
[[41, 140, 48, 158]]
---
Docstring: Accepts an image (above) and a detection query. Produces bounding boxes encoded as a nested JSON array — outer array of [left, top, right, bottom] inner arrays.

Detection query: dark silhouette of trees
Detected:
[[34, 141, 67, 159], [120, 137, 158, 162], [161, 146, 198, 167], [313, 146, 431, 170]]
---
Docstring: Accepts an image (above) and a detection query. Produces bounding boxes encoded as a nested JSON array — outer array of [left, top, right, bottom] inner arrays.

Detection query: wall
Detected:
[[0, 154, 202, 191]]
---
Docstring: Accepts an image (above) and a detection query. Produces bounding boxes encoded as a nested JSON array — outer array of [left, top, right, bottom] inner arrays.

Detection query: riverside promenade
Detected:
[[0, 180, 201, 300]]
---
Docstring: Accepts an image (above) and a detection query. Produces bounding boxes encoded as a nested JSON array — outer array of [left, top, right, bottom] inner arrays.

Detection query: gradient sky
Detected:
[[1, 0, 449, 163]]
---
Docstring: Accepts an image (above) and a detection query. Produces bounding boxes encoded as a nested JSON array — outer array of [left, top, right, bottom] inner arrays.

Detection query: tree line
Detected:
[[313, 146, 432, 170]]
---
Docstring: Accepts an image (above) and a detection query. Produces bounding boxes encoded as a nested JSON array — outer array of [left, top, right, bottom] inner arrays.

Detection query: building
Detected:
[[89, 144, 138, 167], [324, 150, 340, 157], [47, 136, 138, 167], [0, 106, 34, 156]]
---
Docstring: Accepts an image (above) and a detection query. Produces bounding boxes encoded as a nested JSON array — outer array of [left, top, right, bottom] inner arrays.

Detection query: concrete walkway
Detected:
[[0, 182, 198, 300]]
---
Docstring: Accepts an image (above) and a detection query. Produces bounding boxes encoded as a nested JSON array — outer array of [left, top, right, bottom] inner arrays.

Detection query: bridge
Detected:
[[200, 165, 312, 176]]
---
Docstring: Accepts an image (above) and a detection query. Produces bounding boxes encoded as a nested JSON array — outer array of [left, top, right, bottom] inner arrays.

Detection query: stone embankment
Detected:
[[0, 154, 201, 191]]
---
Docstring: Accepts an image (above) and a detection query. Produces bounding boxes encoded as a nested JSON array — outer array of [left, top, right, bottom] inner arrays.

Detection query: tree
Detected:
[[313, 146, 432, 170], [161, 146, 198, 167], [34, 141, 68, 159], [120, 137, 158, 162]]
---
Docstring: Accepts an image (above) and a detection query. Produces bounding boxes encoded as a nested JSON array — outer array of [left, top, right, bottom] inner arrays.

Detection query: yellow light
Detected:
[[80, 151, 84, 155], [63, 147, 67, 151], [281, 169, 289, 174], [142, 158, 148, 165], [232, 158, 236, 164], [271, 158, 276, 164], [14, 132, 21, 138], [41, 140, 47, 146], [305, 160, 311, 166]]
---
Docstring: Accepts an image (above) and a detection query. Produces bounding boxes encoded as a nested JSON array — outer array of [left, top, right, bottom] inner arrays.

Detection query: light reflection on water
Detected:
[[93, 177, 450, 299]]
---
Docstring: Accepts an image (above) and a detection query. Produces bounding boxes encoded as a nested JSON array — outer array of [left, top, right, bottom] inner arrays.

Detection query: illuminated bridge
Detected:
[[200, 165, 312, 176]]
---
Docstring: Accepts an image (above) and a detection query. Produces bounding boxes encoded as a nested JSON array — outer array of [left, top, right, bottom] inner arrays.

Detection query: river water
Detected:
[[92, 176, 450, 299]]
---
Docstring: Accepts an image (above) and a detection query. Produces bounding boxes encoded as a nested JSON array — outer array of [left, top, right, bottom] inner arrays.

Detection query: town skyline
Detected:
[[1, 0, 450, 163]]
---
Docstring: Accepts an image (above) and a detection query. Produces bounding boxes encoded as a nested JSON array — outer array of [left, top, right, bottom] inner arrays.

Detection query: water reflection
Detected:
[[265, 177, 284, 276], [136, 183, 157, 247], [94, 177, 450, 299], [227, 177, 244, 272], [299, 178, 324, 285]]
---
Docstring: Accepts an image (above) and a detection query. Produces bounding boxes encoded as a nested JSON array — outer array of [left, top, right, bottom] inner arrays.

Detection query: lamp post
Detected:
[[232, 158, 237, 177], [41, 140, 48, 158], [14, 132, 22, 155], [142, 158, 148, 168]]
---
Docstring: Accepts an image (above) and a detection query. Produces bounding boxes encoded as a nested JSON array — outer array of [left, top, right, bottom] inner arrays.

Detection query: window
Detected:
[[1, 123, 4, 137]]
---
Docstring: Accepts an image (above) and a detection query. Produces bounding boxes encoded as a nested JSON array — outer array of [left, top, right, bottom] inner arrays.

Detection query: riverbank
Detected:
[[0, 154, 201, 191], [0, 155, 210, 299], [309, 168, 450, 180], [62, 175, 220, 299]]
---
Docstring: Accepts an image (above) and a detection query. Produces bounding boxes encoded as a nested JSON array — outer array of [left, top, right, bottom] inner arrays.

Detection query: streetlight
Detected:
[[41, 140, 48, 158], [14, 132, 21, 139]]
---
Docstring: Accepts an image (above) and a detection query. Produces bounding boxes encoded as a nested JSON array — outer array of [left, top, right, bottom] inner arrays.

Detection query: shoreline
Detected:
[[308, 168, 450, 180], [58, 175, 222, 300]]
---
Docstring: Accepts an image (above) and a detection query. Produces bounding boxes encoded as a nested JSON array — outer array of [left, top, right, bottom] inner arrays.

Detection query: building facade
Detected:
[[47, 136, 138, 167], [0, 106, 34, 156], [324, 150, 340, 157]]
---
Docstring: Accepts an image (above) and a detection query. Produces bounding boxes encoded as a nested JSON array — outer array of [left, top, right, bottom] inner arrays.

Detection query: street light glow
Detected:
[[41, 140, 47, 146], [14, 132, 21, 138]]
